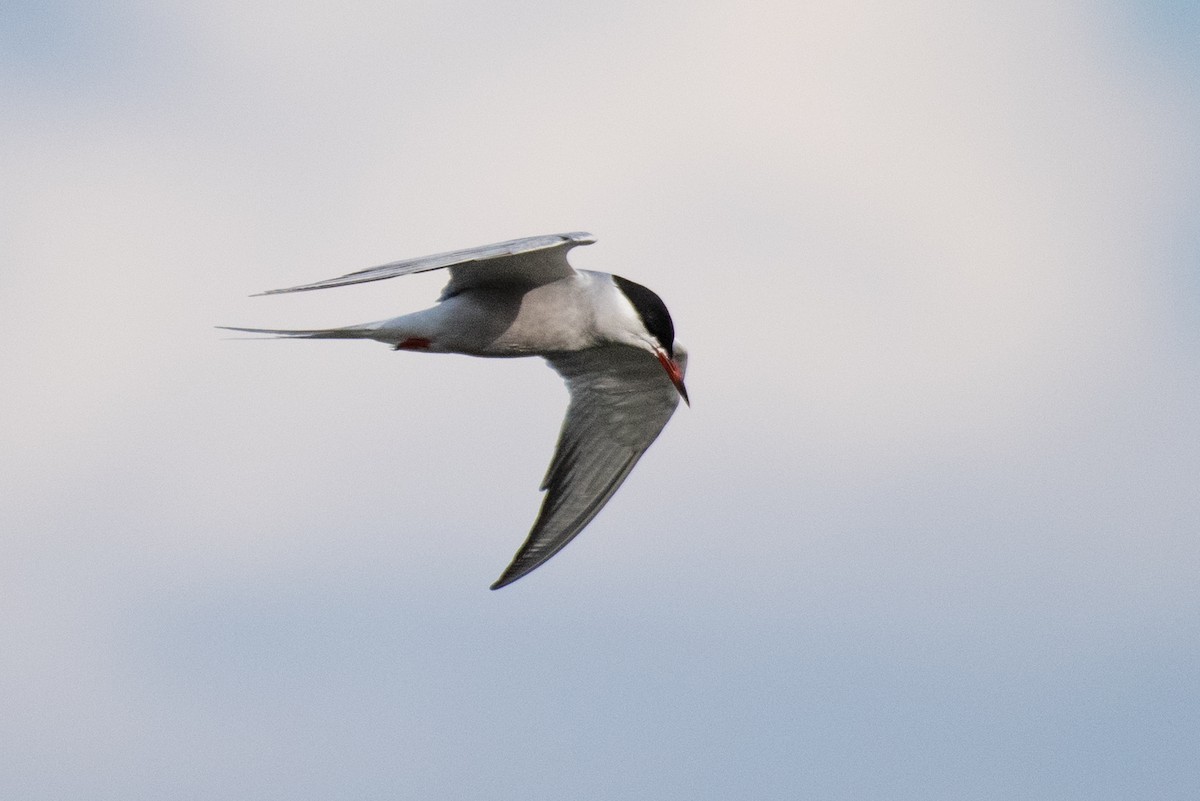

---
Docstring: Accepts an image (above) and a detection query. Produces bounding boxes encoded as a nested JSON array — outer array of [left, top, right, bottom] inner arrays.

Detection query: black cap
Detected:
[[612, 275, 676, 353]]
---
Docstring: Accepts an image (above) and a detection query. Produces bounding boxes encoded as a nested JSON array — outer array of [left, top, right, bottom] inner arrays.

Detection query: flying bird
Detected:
[[222, 232, 688, 589]]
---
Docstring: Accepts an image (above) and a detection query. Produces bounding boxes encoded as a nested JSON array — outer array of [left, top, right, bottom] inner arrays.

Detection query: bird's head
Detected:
[[612, 275, 689, 406]]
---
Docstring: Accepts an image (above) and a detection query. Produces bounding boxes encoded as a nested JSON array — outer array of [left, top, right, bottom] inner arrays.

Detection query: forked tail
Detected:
[[215, 324, 380, 340]]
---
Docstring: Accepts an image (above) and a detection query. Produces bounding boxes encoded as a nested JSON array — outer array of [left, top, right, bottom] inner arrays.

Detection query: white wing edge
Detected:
[[254, 231, 596, 296]]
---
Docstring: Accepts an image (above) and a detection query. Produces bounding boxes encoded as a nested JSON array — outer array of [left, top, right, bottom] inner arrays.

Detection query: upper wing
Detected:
[[255, 232, 596, 296], [490, 343, 688, 590]]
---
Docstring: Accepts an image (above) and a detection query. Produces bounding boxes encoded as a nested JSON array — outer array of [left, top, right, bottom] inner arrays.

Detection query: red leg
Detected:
[[393, 337, 432, 351]]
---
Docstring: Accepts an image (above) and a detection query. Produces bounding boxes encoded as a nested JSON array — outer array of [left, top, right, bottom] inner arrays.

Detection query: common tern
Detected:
[[222, 232, 688, 589]]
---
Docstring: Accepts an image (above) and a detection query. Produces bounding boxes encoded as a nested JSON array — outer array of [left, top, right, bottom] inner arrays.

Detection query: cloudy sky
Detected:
[[2, 1, 1198, 799]]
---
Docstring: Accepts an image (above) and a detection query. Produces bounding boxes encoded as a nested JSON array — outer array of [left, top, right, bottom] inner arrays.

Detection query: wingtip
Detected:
[[561, 231, 597, 246], [490, 560, 534, 590]]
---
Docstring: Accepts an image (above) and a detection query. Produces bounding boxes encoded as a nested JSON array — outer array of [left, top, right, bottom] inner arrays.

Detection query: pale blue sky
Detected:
[[2, 2, 1198, 799]]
